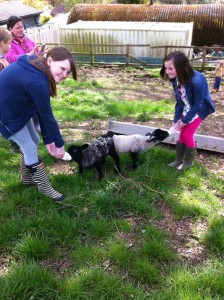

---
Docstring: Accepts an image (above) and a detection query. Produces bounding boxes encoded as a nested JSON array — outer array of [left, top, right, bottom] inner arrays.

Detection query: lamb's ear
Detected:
[[67, 145, 77, 153], [80, 144, 89, 150], [102, 131, 114, 138], [146, 137, 157, 143], [145, 132, 152, 137]]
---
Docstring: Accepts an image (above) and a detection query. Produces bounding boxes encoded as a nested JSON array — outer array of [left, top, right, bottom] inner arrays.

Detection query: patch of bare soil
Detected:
[[154, 201, 208, 265]]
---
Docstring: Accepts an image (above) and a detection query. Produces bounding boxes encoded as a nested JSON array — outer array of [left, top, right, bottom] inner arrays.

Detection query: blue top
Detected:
[[0, 55, 64, 147], [170, 70, 215, 124]]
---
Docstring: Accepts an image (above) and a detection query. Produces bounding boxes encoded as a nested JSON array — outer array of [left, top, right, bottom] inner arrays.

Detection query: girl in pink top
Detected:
[[5, 16, 39, 63]]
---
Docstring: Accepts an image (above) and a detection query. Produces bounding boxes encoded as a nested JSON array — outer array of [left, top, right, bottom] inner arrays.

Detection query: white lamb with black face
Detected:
[[110, 128, 169, 169], [113, 134, 153, 153]]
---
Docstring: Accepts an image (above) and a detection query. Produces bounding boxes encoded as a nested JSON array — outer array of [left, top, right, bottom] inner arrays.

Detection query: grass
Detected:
[[0, 66, 224, 299]]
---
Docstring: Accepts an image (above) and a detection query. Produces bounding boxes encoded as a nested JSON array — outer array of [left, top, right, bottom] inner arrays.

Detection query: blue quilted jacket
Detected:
[[0, 55, 64, 147], [170, 70, 215, 124]]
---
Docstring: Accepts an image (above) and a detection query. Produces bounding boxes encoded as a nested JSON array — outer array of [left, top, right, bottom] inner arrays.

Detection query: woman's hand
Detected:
[[28, 45, 41, 56], [46, 143, 65, 159]]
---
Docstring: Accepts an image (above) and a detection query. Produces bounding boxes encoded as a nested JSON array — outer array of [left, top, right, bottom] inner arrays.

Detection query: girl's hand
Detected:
[[46, 143, 65, 159], [171, 120, 182, 131], [180, 121, 186, 128], [55, 146, 65, 159], [46, 143, 56, 156]]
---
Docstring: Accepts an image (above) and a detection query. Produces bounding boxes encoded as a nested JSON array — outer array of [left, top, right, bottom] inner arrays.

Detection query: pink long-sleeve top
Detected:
[[5, 35, 36, 63]]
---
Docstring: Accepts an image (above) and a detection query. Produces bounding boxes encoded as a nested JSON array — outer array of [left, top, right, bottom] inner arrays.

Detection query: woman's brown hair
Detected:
[[29, 46, 77, 97], [7, 16, 22, 30], [160, 51, 194, 85]]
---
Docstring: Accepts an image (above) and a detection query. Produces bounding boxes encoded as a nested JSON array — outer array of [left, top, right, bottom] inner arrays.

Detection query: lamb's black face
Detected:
[[67, 146, 81, 162], [152, 129, 169, 141], [146, 129, 169, 142], [67, 144, 89, 162]]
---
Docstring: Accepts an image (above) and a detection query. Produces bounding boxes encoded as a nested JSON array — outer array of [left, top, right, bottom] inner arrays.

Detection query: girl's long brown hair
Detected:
[[160, 51, 194, 85], [29, 46, 77, 97]]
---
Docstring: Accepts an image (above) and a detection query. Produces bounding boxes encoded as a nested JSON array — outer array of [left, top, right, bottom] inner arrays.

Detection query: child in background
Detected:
[[0, 28, 11, 71], [213, 60, 224, 92]]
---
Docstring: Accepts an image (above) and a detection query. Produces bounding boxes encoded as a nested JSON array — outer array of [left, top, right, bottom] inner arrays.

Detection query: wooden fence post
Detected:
[[201, 46, 207, 71], [164, 45, 168, 58], [90, 44, 94, 65], [126, 44, 130, 67]]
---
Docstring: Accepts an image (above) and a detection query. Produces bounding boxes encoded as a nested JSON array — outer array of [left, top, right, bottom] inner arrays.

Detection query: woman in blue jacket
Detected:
[[160, 51, 215, 170], [0, 46, 77, 201]]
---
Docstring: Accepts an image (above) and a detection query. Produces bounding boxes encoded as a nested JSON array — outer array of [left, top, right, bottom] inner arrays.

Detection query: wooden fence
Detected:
[[42, 42, 223, 70], [25, 27, 223, 70]]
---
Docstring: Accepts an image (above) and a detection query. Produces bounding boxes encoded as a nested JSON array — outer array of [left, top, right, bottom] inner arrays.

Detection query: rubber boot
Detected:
[[177, 146, 197, 171], [168, 142, 185, 168], [20, 152, 34, 185], [27, 160, 64, 202]]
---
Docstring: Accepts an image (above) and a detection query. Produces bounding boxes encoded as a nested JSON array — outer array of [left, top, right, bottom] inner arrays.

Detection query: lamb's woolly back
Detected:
[[81, 136, 114, 168], [112, 129, 169, 154], [113, 134, 151, 153]]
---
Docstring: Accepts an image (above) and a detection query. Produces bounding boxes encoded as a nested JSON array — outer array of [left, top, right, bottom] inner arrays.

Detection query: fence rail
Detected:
[[42, 42, 223, 70], [24, 27, 222, 70]]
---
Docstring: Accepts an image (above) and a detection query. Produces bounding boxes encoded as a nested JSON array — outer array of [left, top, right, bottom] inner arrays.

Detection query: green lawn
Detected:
[[0, 68, 223, 299]]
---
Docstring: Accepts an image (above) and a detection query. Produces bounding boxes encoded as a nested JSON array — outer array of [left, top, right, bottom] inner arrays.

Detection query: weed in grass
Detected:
[[87, 217, 114, 240], [112, 219, 132, 233], [178, 192, 209, 216], [14, 233, 50, 260], [137, 111, 152, 122], [0, 217, 34, 248], [166, 188, 222, 219], [0, 262, 60, 300], [203, 218, 224, 256], [71, 244, 104, 268], [153, 261, 224, 299], [207, 173, 224, 196], [106, 239, 135, 268], [131, 258, 161, 284], [140, 225, 175, 262], [63, 268, 146, 299]]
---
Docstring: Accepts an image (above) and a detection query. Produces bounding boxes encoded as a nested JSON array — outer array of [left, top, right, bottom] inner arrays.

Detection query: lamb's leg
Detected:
[[78, 166, 83, 174], [95, 162, 104, 181], [131, 152, 139, 169], [109, 145, 121, 173]]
